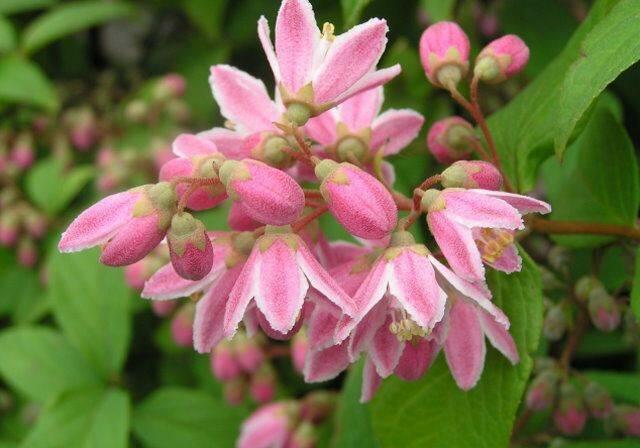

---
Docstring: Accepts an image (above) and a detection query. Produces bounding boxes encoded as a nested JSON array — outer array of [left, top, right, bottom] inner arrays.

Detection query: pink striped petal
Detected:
[[479, 310, 519, 364], [442, 189, 524, 230], [394, 338, 439, 381], [304, 340, 350, 382], [224, 249, 260, 338], [209, 65, 279, 133], [197, 128, 249, 160], [99, 213, 165, 266], [369, 316, 403, 377], [304, 109, 338, 145], [348, 300, 388, 361], [474, 190, 551, 215], [333, 65, 401, 105], [444, 300, 486, 390], [371, 109, 424, 155], [428, 211, 485, 281], [255, 239, 308, 333], [361, 357, 382, 403], [275, 0, 318, 93], [338, 87, 383, 131], [388, 249, 446, 329], [172, 133, 218, 157], [58, 191, 139, 252], [306, 305, 340, 350], [257, 16, 281, 83], [489, 243, 522, 273], [352, 257, 391, 317], [313, 19, 389, 104]]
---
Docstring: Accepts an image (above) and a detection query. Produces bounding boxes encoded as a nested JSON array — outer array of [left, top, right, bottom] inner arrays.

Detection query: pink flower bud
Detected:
[[588, 289, 621, 332], [291, 329, 308, 374], [170, 303, 194, 347], [167, 213, 213, 281], [543, 303, 568, 341], [316, 160, 397, 240], [427, 117, 474, 164], [441, 160, 503, 190], [250, 364, 276, 403], [574, 276, 602, 302], [228, 202, 261, 231], [151, 300, 177, 317], [235, 333, 265, 373], [24, 211, 47, 239], [212, 341, 242, 381], [526, 369, 559, 411], [17, 238, 38, 267], [155, 73, 186, 100], [419, 21, 470, 88], [614, 405, 640, 437], [554, 383, 587, 436], [0, 212, 19, 247], [238, 402, 298, 448], [159, 156, 226, 212], [584, 382, 613, 419], [10, 133, 34, 169], [219, 159, 304, 225], [224, 377, 247, 406], [474, 35, 529, 83], [286, 421, 315, 448], [124, 260, 147, 290], [69, 108, 98, 151]]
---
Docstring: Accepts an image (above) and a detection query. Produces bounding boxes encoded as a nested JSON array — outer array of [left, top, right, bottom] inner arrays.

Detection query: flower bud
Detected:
[[291, 329, 308, 374], [526, 369, 559, 411], [588, 288, 621, 332], [151, 300, 177, 317], [441, 160, 502, 190], [167, 213, 213, 281], [0, 211, 19, 246], [316, 160, 397, 240], [223, 377, 247, 406], [228, 202, 261, 231], [124, 99, 149, 123], [10, 133, 34, 169], [419, 21, 470, 88], [543, 302, 568, 341], [554, 383, 587, 436], [23, 210, 47, 239], [574, 276, 602, 302], [584, 381, 613, 419], [17, 237, 38, 267], [547, 246, 570, 272], [427, 117, 474, 165], [253, 134, 294, 169], [540, 267, 564, 292], [474, 35, 529, 83], [235, 333, 265, 373], [211, 341, 242, 381], [220, 159, 304, 226], [613, 405, 640, 437], [286, 421, 315, 448], [250, 363, 276, 403], [66, 107, 98, 151], [170, 303, 194, 347], [301, 391, 337, 423], [154, 73, 186, 101]]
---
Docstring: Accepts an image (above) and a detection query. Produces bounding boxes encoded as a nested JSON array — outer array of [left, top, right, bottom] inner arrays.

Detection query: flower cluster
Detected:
[[59, 0, 550, 427]]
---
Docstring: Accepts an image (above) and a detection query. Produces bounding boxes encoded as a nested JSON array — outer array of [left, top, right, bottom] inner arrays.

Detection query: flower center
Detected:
[[389, 310, 428, 342], [475, 228, 514, 263]]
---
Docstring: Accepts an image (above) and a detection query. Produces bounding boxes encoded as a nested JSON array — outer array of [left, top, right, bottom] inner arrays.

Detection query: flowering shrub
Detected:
[[1, 0, 640, 447]]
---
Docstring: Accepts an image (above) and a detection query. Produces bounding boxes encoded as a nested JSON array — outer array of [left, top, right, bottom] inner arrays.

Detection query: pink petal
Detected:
[[444, 300, 486, 390], [371, 109, 424, 155], [479, 310, 519, 364], [303, 340, 351, 382], [313, 19, 389, 104], [361, 357, 382, 403], [348, 300, 389, 361], [197, 128, 249, 160], [332, 65, 401, 105], [209, 65, 279, 133], [488, 243, 522, 273], [257, 16, 281, 83], [58, 191, 139, 252], [369, 316, 404, 377], [442, 189, 524, 230], [352, 257, 391, 318], [297, 243, 356, 316], [193, 265, 242, 353], [474, 190, 551, 215], [237, 403, 290, 448], [304, 109, 338, 146], [99, 213, 165, 266], [224, 249, 260, 338], [255, 239, 308, 334], [172, 133, 218, 157], [306, 305, 340, 350], [428, 211, 485, 281], [394, 338, 439, 381], [228, 202, 262, 231], [338, 87, 383, 131], [388, 249, 446, 329]]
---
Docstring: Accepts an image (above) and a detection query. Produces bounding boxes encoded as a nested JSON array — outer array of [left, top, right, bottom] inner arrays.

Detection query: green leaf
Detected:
[[333, 360, 380, 448], [584, 370, 640, 405], [0, 326, 100, 401], [0, 16, 16, 53], [182, 0, 227, 41], [341, 0, 372, 29], [22, 1, 136, 55], [133, 388, 249, 448], [25, 158, 94, 215], [22, 388, 130, 448], [632, 248, 640, 321], [371, 252, 542, 447], [0, 0, 56, 15], [0, 55, 57, 111], [554, 1, 640, 155], [419, 0, 455, 22], [563, 440, 640, 448], [49, 249, 131, 377], [541, 108, 639, 248]]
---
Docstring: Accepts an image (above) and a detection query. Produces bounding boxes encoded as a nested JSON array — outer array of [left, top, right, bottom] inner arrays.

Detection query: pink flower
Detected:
[[419, 21, 470, 88], [151, 300, 176, 317], [258, 0, 401, 125], [316, 160, 397, 240], [167, 213, 214, 281], [224, 226, 356, 338], [587, 288, 621, 332], [427, 116, 474, 165], [475, 35, 529, 83], [554, 383, 587, 436], [250, 364, 277, 403], [421, 188, 550, 280], [220, 159, 305, 226], [237, 402, 298, 448], [59, 183, 178, 266], [211, 340, 242, 380], [305, 87, 424, 165], [614, 405, 640, 437], [171, 303, 195, 347], [526, 369, 559, 411], [441, 160, 503, 190], [235, 332, 265, 373]]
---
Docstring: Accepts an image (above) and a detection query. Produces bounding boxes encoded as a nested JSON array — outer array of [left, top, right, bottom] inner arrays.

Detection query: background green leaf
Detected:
[[0, 0, 57, 15], [631, 248, 640, 321], [341, 0, 372, 29], [419, 0, 455, 22], [585, 370, 640, 405], [0, 56, 57, 111], [0, 16, 16, 54]]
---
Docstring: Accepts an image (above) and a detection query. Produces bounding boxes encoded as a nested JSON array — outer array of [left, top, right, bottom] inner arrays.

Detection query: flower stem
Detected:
[[528, 216, 640, 241], [292, 206, 329, 232]]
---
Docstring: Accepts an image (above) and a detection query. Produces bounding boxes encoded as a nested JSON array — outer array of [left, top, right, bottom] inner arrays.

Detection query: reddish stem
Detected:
[[292, 206, 329, 232], [528, 217, 640, 241]]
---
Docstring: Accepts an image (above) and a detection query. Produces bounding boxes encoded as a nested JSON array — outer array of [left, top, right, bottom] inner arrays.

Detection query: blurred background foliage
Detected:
[[0, 0, 639, 447]]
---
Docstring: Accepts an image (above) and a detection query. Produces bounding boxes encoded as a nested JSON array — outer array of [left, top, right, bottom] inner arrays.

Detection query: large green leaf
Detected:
[[49, 249, 131, 378], [541, 108, 639, 248], [22, 388, 130, 448], [0, 16, 16, 53], [631, 248, 640, 321], [25, 158, 94, 215], [0, 326, 100, 401], [182, 0, 227, 41], [341, 0, 372, 28], [370, 252, 542, 448], [0, 56, 57, 111], [0, 0, 56, 15], [487, 0, 634, 191], [133, 388, 249, 448], [22, 1, 136, 55]]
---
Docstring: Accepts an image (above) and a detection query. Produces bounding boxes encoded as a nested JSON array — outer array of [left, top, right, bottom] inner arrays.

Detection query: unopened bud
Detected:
[[170, 303, 194, 347], [441, 160, 502, 189], [151, 300, 177, 317], [17, 238, 38, 267], [427, 117, 474, 165], [526, 369, 559, 411], [574, 276, 602, 302], [301, 391, 337, 423], [543, 303, 568, 341], [540, 267, 564, 292], [547, 246, 570, 272], [256, 134, 293, 168], [291, 329, 309, 374], [250, 363, 276, 403], [211, 341, 242, 381], [613, 405, 640, 437], [554, 383, 587, 435], [125, 99, 149, 123], [584, 381, 613, 419], [0, 211, 19, 246], [10, 133, 34, 169], [287, 421, 316, 448], [24, 210, 47, 239], [154, 73, 186, 101], [167, 213, 213, 281], [286, 103, 312, 126], [223, 377, 247, 406], [474, 35, 529, 83], [235, 333, 265, 373], [587, 288, 621, 332], [419, 22, 470, 88]]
